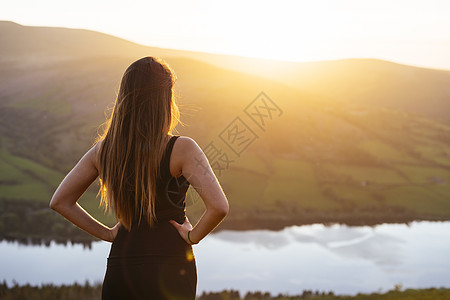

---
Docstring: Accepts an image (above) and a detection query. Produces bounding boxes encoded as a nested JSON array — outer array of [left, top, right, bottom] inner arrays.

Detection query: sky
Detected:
[[1, 0, 450, 70]]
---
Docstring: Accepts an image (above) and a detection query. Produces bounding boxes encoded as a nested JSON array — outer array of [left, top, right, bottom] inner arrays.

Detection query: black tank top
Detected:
[[154, 135, 190, 223], [107, 135, 193, 261]]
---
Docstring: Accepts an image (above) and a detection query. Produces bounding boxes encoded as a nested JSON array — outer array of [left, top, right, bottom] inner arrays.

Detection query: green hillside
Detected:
[[0, 21, 449, 242]]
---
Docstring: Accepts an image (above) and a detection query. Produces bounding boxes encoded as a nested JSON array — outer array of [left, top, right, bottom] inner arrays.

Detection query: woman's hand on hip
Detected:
[[169, 217, 194, 245]]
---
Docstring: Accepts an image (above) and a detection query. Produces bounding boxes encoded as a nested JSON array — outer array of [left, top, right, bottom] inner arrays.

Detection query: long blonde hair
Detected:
[[97, 57, 179, 230]]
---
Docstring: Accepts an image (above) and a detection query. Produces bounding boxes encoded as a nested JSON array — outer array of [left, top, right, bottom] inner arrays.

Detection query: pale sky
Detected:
[[1, 0, 450, 70]]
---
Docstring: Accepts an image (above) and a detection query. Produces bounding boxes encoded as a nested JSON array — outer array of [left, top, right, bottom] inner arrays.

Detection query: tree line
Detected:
[[1, 281, 449, 300]]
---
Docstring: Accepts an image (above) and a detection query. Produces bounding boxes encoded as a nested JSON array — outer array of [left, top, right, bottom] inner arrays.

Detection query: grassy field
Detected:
[[1, 97, 450, 241]]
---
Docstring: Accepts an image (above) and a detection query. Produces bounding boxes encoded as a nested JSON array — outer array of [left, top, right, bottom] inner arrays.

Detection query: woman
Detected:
[[50, 57, 229, 299]]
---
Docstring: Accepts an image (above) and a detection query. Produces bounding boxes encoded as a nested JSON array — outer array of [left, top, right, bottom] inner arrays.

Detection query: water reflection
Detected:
[[0, 221, 449, 296], [195, 221, 450, 294], [213, 223, 405, 265]]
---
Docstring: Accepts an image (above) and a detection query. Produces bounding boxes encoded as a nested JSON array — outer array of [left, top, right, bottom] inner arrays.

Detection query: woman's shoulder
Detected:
[[171, 135, 205, 165], [173, 135, 202, 153], [168, 136, 202, 178], [174, 135, 197, 144]]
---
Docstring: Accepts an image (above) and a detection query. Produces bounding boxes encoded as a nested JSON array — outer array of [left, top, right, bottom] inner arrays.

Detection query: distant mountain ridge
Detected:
[[2, 20, 449, 124]]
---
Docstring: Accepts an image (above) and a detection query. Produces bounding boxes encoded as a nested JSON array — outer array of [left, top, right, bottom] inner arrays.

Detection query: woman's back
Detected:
[[102, 135, 197, 299]]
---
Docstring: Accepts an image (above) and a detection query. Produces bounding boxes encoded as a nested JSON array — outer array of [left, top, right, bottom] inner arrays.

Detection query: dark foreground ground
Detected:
[[1, 282, 449, 300]]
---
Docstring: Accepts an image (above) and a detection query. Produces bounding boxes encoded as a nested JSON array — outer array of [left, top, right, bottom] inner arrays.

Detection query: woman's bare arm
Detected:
[[169, 137, 229, 244], [49, 144, 119, 242]]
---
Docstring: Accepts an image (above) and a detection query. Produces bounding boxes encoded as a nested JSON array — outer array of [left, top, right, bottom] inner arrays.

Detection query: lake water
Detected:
[[1, 221, 449, 296]]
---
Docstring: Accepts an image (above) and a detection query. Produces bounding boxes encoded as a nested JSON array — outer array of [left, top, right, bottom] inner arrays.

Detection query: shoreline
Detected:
[[217, 213, 450, 231], [1, 216, 449, 246]]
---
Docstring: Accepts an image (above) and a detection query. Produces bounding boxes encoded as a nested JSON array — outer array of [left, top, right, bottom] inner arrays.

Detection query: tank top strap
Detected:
[[160, 135, 179, 175], [165, 135, 179, 156]]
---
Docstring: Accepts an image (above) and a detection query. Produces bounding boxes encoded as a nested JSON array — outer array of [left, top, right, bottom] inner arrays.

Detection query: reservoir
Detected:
[[1, 221, 449, 295]]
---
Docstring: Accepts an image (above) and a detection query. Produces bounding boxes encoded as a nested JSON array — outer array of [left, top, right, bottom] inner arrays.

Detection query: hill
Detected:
[[0, 21, 449, 242]]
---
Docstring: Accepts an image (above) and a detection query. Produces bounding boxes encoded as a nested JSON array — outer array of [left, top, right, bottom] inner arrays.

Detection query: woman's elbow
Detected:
[[49, 199, 57, 211], [213, 201, 229, 218], [49, 196, 62, 211]]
